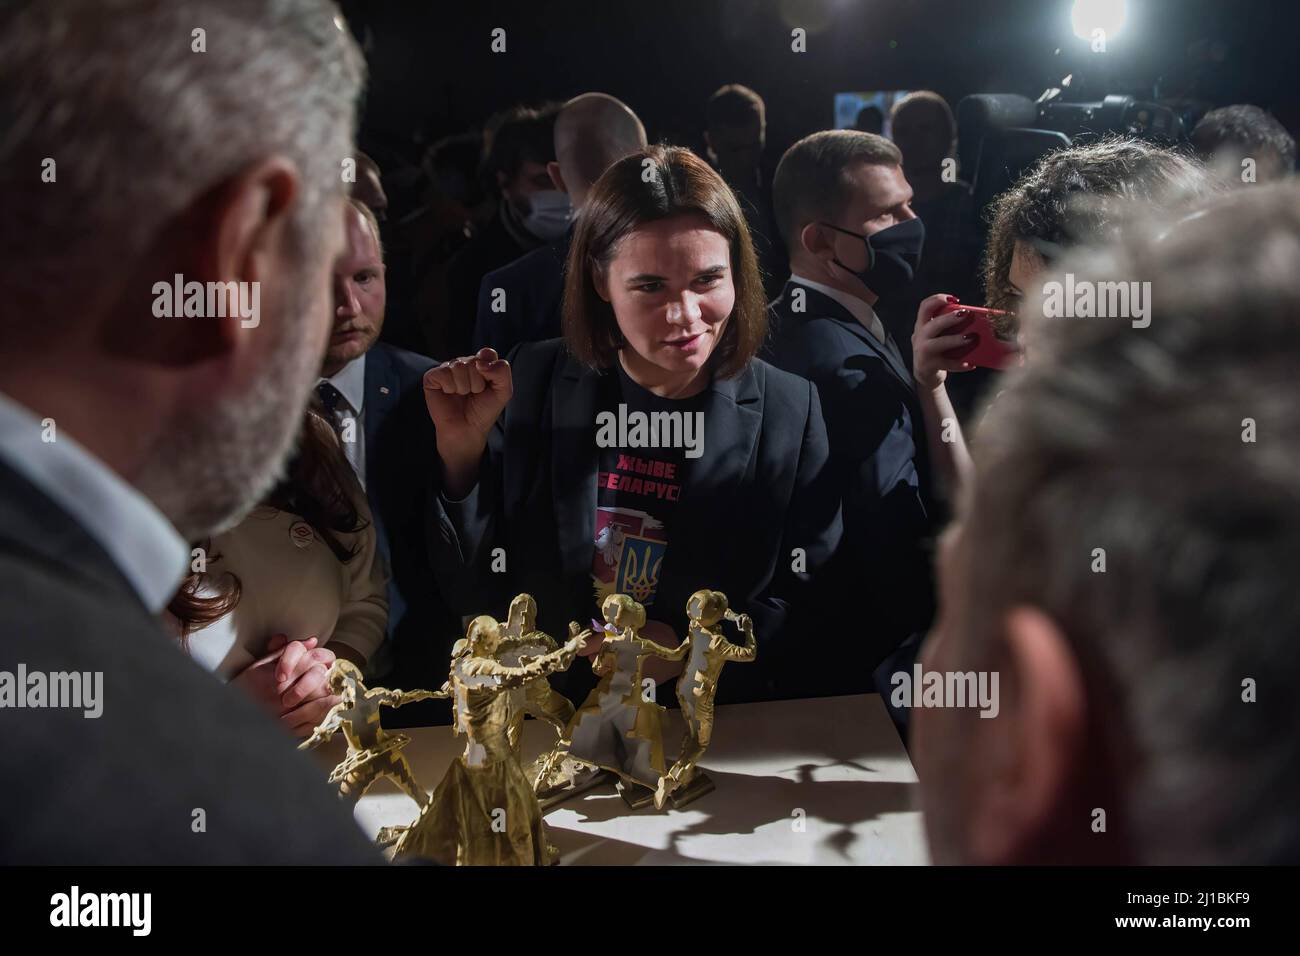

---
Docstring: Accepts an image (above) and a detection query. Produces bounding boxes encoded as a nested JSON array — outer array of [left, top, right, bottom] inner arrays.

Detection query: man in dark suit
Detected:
[[704, 84, 787, 300], [0, 0, 376, 863], [472, 231, 572, 357], [318, 201, 459, 723], [472, 93, 647, 357], [765, 130, 943, 735], [440, 104, 564, 358]]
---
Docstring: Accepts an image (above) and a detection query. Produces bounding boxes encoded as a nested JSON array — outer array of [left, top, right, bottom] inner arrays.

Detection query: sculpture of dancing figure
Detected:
[[535, 594, 686, 808], [654, 589, 756, 809], [390, 614, 582, 865], [299, 660, 435, 809], [495, 593, 578, 755]]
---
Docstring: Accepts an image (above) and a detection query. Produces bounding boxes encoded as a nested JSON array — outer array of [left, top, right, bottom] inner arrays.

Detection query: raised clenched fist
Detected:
[[423, 347, 513, 459]]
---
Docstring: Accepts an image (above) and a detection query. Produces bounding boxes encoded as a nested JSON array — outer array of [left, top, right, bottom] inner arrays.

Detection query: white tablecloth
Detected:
[[322, 692, 927, 865]]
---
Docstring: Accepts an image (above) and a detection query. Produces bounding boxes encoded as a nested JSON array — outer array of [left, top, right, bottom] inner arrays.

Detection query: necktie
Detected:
[[316, 381, 345, 438]]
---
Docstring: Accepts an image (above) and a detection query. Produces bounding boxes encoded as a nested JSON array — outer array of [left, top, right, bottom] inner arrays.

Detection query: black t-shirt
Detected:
[[589, 362, 706, 622]]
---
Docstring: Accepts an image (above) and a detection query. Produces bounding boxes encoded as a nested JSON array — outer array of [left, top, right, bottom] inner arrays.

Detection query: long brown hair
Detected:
[[169, 402, 367, 635], [562, 144, 767, 379]]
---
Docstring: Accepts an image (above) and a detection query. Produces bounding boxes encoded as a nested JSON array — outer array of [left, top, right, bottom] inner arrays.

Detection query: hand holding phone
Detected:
[[938, 303, 1022, 370]]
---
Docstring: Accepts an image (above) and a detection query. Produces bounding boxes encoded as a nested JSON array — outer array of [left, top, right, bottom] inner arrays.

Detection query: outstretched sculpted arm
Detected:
[[368, 687, 441, 708], [637, 633, 690, 662], [498, 630, 560, 656], [297, 700, 347, 750], [465, 639, 581, 688]]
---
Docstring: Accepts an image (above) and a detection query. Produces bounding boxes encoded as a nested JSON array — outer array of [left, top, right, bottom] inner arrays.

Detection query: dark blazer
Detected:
[[0, 461, 378, 864], [364, 342, 460, 713], [428, 338, 844, 703], [443, 211, 537, 358], [472, 231, 571, 358], [765, 279, 940, 667]]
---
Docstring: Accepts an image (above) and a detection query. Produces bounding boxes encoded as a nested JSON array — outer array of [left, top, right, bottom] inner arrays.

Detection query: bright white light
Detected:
[[1071, 0, 1128, 41]]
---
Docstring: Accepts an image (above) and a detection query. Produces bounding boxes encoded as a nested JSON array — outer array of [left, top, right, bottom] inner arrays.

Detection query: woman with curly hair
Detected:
[[910, 136, 1221, 497]]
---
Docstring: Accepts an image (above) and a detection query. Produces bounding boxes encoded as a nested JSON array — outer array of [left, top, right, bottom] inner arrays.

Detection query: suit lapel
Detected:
[[786, 280, 915, 393], [856, 323, 914, 391], [679, 364, 762, 505], [363, 346, 399, 483], [363, 347, 401, 565], [670, 363, 762, 591], [550, 352, 602, 584]]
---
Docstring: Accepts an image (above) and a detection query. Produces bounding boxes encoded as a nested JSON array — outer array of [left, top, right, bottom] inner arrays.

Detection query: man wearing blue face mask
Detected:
[[764, 130, 939, 737]]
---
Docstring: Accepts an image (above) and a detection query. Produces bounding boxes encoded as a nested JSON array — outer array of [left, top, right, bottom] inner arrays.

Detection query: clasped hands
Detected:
[[230, 633, 341, 738]]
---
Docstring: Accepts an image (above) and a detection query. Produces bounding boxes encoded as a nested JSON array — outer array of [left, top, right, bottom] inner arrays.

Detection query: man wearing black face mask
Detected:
[[764, 130, 939, 734]]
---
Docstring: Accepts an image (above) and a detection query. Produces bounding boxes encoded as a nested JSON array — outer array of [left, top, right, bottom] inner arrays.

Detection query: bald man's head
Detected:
[[550, 93, 647, 210]]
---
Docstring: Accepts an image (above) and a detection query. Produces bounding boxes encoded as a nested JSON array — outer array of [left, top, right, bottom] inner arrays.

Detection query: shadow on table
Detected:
[[548, 762, 918, 864], [744, 693, 912, 763]]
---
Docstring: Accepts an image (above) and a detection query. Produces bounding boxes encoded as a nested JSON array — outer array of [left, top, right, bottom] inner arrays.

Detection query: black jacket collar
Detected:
[[777, 278, 914, 391]]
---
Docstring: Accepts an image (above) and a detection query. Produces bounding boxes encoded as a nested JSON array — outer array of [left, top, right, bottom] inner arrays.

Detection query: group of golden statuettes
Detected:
[[299, 588, 757, 865]]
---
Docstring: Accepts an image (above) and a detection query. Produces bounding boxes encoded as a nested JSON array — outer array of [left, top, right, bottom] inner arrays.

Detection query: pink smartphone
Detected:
[[939, 304, 1022, 370]]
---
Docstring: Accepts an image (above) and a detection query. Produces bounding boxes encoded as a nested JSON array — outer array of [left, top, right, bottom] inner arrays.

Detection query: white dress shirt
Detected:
[[319, 356, 367, 487], [0, 390, 189, 613], [790, 272, 888, 342]]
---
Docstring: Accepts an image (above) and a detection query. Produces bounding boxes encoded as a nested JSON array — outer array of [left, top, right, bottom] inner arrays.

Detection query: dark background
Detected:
[[340, 0, 1298, 168]]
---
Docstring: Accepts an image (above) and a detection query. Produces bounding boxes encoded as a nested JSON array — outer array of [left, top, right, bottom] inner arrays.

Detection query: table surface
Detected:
[[322, 693, 927, 865]]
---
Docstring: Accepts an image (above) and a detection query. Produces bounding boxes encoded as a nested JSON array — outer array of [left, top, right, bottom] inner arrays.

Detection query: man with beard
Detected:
[[0, 0, 377, 863]]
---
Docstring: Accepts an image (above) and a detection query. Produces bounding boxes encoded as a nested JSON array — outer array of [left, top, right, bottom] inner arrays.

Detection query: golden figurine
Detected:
[[495, 593, 577, 754], [390, 613, 583, 866], [535, 593, 686, 810], [654, 589, 757, 809], [298, 660, 436, 809]]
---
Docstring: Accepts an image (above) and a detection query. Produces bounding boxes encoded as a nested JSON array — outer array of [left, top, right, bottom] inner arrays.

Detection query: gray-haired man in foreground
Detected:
[[0, 0, 378, 862], [914, 180, 1300, 864]]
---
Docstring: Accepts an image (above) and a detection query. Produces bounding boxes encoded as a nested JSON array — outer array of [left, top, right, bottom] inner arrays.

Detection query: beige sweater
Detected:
[[185, 497, 389, 680]]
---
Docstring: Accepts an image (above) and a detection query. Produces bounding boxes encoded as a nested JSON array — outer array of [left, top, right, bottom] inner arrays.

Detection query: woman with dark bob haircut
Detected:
[[424, 145, 842, 704]]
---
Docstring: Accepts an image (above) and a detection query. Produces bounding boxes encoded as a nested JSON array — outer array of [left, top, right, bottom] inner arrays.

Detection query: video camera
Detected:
[[956, 88, 1204, 229]]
